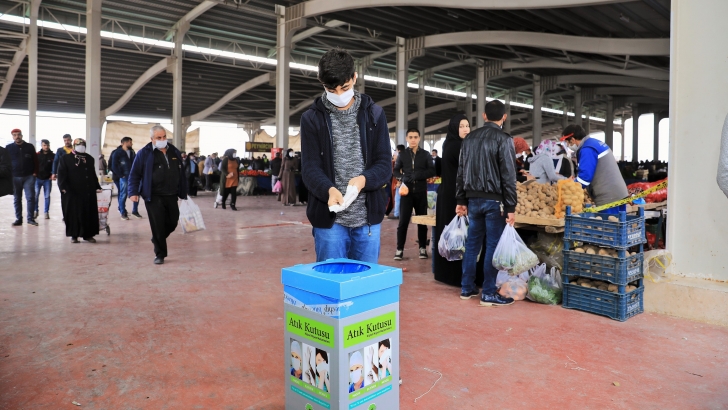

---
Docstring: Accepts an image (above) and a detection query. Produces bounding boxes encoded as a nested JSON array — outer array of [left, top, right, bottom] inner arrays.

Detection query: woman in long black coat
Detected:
[[434, 114, 486, 287], [57, 138, 101, 243]]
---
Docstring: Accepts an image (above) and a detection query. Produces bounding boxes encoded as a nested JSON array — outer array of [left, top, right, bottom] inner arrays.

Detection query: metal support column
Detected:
[[28, 0, 41, 146], [574, 86, 583, 127], [395, 37, 407, 146], [653, 112, 661, 161], [85, 0, 102, 171], [417, 74, 425, 136], [465, 82, 473, 127], [275, 5, 291, 149], [632, 104, 640, 162], [476, 62, 485, 128], [532, 75, 542, 147], [605, 96, 614, 149], [504, 90, 511, 134], [585, 108, 591, 134], [172, 23, 188, 151], [355, 59, 366, 94], [562, 102, 569, 128]]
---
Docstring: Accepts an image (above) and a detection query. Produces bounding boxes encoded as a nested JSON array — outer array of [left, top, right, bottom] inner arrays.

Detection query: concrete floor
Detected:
[[0, 187, 727, 409]]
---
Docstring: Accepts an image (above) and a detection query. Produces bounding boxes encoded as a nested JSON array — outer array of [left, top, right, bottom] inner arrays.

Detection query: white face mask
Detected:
[[288, 152, 294, 158], [155, 139, 168, 149], [232, 153, 237, 159], [325, 87, 355, 108], [569, 144, 579, 151], [350, 369, 362, 383], [317, 362, 329, 376], [379, 349, 390, 367], [291, 357, 301, 370], [75, 145, 86, 153]]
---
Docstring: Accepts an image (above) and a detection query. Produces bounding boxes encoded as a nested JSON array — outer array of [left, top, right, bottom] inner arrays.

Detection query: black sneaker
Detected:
[[154, 257, 165, 265], [33, 211, 39, 219], [44, 213, 49, 219], [11, 220, 22, 226], [460, 289, 479, 300], [419, 248, 428, 259], [71, 237, 79, 243], [479, 293, 515, 307], [27, 220, 38, 226], [131, 212, 143, 219], [394, 250, 403, 261], [121, 213, 129, 220]]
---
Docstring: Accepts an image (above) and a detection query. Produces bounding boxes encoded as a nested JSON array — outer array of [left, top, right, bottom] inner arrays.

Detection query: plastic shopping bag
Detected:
[[526, 264, 562, 305], [496, 270, 529, 301], [438, 216, 469, 261], [179, 198, 206, 234], [272, 180, 282, 193], [492, 225, 539, 275]]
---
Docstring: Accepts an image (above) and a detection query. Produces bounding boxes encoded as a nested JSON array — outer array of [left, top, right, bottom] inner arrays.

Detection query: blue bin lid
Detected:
[[281, 258, 403, 300]]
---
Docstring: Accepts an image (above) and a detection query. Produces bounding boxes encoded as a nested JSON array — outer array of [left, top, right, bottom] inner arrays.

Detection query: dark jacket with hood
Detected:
[[110, 145, 136, 179], [300, 93, 392, 229], [37, 149, 55, 180], [128, 142, 187, 202], [394, 147, 435, 194], [0, 146, 12, 197], [455, 122, 517, 213]]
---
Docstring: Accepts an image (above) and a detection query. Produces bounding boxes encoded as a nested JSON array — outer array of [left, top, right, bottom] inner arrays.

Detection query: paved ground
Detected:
[[0, 187, 726, 409]]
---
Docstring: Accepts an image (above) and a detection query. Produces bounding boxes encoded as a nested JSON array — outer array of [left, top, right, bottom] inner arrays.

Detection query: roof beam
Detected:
[[423, 31, 669, 56], [101, 58, 170, 119], [293, 19, 346, 44], [593, 87, 669, 99], [301, 0, 639, 17], [164, 0, 218, 40], [0, 38, 27, 108], [502, 60, 669, 80], [184, 73, 272, 123], [552, 74, 668, 91], [425, 119, 450, 134], [387, 101, 457, 129]]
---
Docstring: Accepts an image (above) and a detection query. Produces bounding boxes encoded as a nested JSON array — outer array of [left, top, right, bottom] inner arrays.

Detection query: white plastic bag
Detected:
[[438, 216, 468, 261], [179, 198, 206, 234], [526, 264, 563, 305], [492, 225, 539, 275], [496, 270, 530, 301]]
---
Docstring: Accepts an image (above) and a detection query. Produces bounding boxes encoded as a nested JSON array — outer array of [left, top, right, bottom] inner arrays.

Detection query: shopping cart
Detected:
[[97, 183, 113, 235]]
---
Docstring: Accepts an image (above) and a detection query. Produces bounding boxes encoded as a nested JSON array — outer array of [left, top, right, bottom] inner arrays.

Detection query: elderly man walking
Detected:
[[128, 125, 187, 265]]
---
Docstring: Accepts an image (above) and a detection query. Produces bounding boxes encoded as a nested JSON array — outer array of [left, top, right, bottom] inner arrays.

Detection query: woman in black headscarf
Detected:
[[433, 113, 483, 286], [57, 138, 101, 243]]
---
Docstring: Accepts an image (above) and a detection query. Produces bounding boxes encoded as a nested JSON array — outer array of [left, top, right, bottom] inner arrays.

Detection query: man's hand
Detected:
[[399, 184, 409, 196], [456, 205, 468, 217], [348, 175, 366, 192], [51, 174, 56, 181], [328, 187, 343, 207], [130, 195, 139, 203], [506, 212, 516, 226]]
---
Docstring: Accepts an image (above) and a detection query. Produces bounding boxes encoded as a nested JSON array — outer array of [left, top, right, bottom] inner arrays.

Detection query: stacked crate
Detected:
[[561, 206, 647, 321]]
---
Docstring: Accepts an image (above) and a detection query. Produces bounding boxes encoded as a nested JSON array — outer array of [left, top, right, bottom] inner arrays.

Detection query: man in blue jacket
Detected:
[[562, 124, 628, 213], [301, 48, 392, 263], [128, 125, 187, 265], [6, 129, 38, 226], [111, 137, 141, 220]]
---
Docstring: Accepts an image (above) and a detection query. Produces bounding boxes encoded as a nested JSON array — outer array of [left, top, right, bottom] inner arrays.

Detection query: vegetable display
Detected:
[[527, 275, 562, 305], [555, 180, 585, 218], [516, 182, 558, 219], [569, 277, 640, 293]]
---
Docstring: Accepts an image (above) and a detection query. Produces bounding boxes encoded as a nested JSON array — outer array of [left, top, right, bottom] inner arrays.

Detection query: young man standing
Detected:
[[394, 128, 435, 260], [6, 129, 38, 226], [301, 48, 391, 263], [456, 100, 517, 306], [112, 137, 141, 220], [431, 149, 442, 177], [51, 134, 73, 181], [35, 140, 55, 219]]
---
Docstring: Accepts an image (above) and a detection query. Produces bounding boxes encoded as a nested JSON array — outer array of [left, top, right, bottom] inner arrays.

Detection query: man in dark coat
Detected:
[[6, 128, 38, 226], [431, 149, 442, 177], [57, 138, 101, 243], [35, 139, 55, 220], [111, 137, 140, 220], [128, 125, 188, 265], [270, 152, 282, 199]]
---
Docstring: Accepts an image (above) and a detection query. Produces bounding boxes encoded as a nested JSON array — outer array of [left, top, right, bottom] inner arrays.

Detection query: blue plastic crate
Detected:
[[562, 282, 644, 322], [563, 249, 643, 285], [564, 206, 646, 249]]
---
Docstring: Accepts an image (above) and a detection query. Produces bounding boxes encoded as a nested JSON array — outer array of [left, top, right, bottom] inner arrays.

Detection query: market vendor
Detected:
[[562, 125, 628, 213]]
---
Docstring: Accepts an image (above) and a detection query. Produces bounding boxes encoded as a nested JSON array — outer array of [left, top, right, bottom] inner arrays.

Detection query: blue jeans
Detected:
[[461, 199, 506, 295], [34, 178, 52, 213], [13, 175, 36, 222], [393, 189, 401, 217], [313, 223, 381, 263], [118, 177, 138, 215]]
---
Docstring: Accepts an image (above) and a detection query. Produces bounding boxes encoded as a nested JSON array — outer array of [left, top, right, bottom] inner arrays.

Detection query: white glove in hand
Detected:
[[328, 185, 360, 213]]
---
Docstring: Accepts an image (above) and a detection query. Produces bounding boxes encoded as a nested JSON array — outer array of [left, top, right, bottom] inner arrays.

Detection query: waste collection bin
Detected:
[[282, 259, 402, 410]]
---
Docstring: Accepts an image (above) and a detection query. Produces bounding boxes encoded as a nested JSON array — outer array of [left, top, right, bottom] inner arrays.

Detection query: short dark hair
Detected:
[[432, 149, 438, 154], [62, 134, 71, 139], [316, 349, 328, 363], [406, 128, 420, 136], [187, 152, 195, 156], [120, 136, 132, 144], [318, 48, 356, 90], [562, 124, 587, 140], [379, 339, 390, 349], [41, 139, 50, 145], [396, 144, 405, 152], [485, 100, 506, 121]]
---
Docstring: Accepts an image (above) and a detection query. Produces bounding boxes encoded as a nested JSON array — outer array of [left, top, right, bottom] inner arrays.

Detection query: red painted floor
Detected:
[[0, 188, 726, 409]]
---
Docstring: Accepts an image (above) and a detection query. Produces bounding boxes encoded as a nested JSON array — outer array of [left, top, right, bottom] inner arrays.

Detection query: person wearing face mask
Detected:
[[377, 339, 392, 379], [348, 351, 365, 393], [128, 125, 188, 265], [6, 129, 39, 226], [111, 137, 141, 220], [527, 139, 567, 184], [314, 349, 330, 393], [513, 137, 534, 183], [185, 152, 199, 198], [300, 48, 392, 263], [218, 149, 240, 210], [57, 138, 102, 243], [279, 148, 299, 206], [290, 341, 303, 380]]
